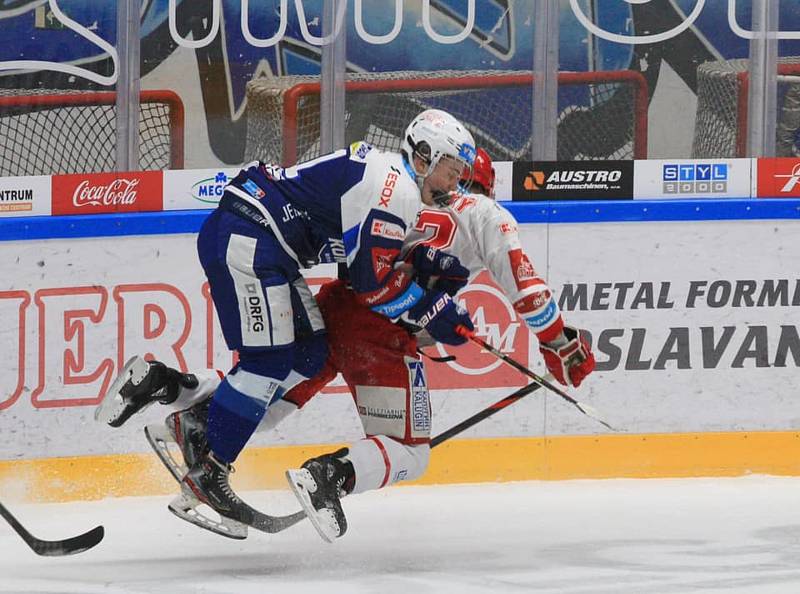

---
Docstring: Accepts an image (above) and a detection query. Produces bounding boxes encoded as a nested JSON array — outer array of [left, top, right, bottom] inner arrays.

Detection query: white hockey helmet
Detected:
[[402, 109, 477, 188]]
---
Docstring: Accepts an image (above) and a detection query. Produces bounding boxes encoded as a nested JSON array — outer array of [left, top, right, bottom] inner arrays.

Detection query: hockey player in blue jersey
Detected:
[[96, 109, 478, 537]]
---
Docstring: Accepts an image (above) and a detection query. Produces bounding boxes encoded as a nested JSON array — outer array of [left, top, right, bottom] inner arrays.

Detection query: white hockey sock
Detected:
[[171, 369, 222, 409], [254, 369, 307, 432], [170, 369, 306, 430], [346, 436, 430, 494], [257, 399, 299, 432]]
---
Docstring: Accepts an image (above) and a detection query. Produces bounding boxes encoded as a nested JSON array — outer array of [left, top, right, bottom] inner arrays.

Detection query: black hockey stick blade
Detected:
[[0, 502, 104, 556], [249, 508, 307, 534]]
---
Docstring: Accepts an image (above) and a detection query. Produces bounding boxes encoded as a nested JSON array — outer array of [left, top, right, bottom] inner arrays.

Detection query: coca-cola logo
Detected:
[[52, 171, 162, 215], [73, 178, 140, 207]]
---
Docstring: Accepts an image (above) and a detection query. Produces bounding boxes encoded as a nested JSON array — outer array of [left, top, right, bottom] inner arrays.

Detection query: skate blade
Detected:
[[168, 491, 248, 540], [285, 469, 337, 543], [94, 356, 151, 425], [144, 423, 187, 483]]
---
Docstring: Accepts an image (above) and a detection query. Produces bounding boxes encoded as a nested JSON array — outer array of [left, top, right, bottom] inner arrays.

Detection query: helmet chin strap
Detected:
[[431, 188, 454, 206]]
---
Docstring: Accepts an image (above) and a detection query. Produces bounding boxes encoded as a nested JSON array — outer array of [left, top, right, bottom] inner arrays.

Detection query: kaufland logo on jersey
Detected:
[[429, 271, 529, 390], [370, 220, 404, 240], [663, 163, 728, 194], [191, 172, 228, 204]]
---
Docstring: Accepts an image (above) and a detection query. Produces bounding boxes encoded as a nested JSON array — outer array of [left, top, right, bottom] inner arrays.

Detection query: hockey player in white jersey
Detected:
[[95, 109, 477, 538], [405, 147, 593, 355], [270, 148, 596, 541]]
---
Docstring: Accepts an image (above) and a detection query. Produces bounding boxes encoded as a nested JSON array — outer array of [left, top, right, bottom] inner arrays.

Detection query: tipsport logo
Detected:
[[662, 163, 728, 195]]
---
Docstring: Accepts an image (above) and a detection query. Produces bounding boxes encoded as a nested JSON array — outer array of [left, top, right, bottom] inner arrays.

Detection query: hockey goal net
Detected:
[[693, 57, 800, 158], [245, 69, 648, 166], [0, 89, 184, 176]]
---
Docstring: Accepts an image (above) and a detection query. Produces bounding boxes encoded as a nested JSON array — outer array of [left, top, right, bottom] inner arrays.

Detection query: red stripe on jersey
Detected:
[[369, 436, 392, 488]]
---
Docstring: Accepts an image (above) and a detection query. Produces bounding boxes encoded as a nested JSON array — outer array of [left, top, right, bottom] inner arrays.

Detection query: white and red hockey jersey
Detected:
[[403, 193, 564, 343]]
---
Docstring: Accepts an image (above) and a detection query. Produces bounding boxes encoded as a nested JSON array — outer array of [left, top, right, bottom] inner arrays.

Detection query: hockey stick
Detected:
[[430, 379, 547, 447], [0, 500, 104, 556], [455, 327, 615, 431]]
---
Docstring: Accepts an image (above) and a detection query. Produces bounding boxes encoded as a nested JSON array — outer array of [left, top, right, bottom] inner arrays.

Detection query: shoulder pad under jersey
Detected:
[[348, 141, 374, 162]]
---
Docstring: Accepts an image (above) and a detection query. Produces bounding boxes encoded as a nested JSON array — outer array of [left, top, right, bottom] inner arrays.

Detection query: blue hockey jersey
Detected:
[[222, 142, 425, 316]]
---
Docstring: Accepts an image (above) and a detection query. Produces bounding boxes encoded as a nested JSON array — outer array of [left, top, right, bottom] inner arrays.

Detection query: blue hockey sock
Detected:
[[207, 377, 269, 464]]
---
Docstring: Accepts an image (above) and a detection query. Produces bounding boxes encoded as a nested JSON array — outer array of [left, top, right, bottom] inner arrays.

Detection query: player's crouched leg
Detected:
[[287, 438, 431, 543], [287, 354, 432, 542], [347, 436, 431, 492]]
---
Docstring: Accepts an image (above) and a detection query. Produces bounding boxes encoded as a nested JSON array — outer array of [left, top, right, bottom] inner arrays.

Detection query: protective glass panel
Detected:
[[0, 1, 120, 175], [774, 3, 800, 158], [240, 1, 534, 167], [342, 0, 534, 163], [562, 1, 800, 160]]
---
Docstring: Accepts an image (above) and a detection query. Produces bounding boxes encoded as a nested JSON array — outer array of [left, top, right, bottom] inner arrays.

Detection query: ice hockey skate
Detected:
[[145, 403, 306, 539], [286, 449, 354, 543], [144, 401, 209, 483], [95, 356, 198, 428], [172, 450, 253, 539]]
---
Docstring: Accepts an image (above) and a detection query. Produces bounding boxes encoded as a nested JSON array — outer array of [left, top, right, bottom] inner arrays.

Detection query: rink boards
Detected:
[[0, 201, 799, 502]]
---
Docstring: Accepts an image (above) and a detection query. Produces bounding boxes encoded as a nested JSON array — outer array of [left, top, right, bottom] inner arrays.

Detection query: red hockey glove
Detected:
[[539, 325, 595, 388]]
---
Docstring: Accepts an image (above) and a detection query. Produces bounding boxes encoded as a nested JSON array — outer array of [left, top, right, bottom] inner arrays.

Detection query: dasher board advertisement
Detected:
[[1, 218, 797, 461], [633, 159, 752, 199]]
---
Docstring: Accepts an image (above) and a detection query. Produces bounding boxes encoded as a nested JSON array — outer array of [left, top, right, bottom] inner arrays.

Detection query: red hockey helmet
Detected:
[[461, 148, 495, 198]]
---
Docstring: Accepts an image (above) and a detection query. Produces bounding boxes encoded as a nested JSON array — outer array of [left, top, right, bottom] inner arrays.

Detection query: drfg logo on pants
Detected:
[[429, 272, 530, 389], [244, 283, 265, 333]]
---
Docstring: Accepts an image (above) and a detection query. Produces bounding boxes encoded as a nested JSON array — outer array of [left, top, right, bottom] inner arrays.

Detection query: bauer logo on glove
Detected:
[[408, 291, 474, 346], [416, 293, 452, 327]]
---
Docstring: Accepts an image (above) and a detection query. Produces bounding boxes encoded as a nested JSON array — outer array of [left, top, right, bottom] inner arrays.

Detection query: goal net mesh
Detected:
[[245, 69, 648, 165], [0, 89, 183, 176], [693, 57, 800, 158]]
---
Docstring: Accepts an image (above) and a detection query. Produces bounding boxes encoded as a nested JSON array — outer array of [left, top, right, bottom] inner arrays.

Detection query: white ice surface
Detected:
[[2, 476, 800, 594]]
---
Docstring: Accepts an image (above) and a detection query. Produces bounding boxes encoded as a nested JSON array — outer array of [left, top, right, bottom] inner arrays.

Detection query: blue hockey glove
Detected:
[[408, 291, 474, 346], [407, 244, 470, 296]]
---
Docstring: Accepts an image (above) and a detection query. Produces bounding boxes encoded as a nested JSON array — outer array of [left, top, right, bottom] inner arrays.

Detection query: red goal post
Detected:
[[245, 69, 649, 166], [0, 89, 185, 176]]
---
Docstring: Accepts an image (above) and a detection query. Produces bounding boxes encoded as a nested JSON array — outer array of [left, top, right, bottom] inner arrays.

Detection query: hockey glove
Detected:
[[539, 325, 595, 388], [408, 291, 474, 346], [407, 244, 470, 296]]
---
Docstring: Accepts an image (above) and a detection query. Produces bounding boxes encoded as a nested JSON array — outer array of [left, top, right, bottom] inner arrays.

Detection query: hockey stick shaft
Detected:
[[0, 500, 104, 556], [455, 327, 615, 431], [430, 380, 546, 448]]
